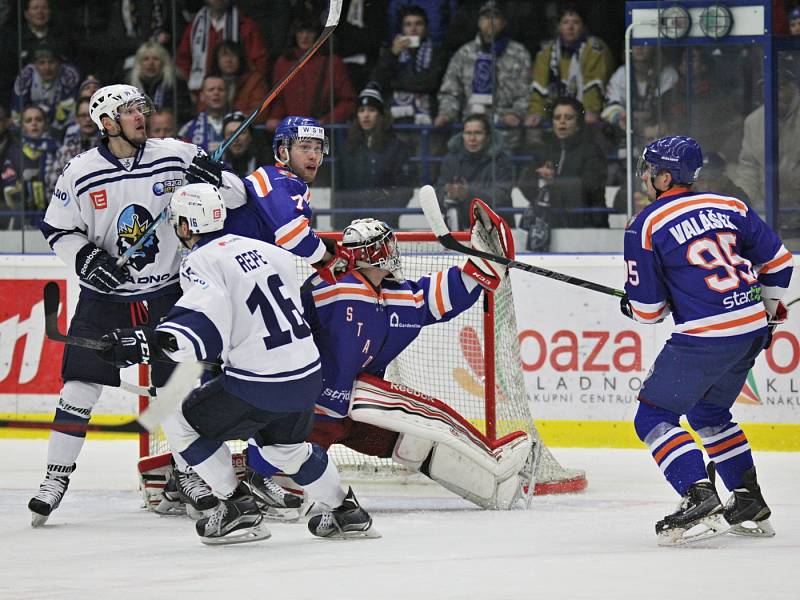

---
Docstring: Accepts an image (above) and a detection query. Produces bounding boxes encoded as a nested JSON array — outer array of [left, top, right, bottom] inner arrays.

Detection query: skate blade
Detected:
[[30, 512, 49, 528], [261, 506, 302, 522], [728, 518, 775, 538], [657, 514, 730, 547], [318, 526, 382, 540], [200, 523, 272, 546], [154, 499, 187, 516]]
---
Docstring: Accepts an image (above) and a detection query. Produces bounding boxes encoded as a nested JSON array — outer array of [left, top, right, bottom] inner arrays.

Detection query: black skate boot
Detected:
[[153, 468, 187, 516], [175, 466, 218, 519], [245, 470, 304, 520], [28, 464, 76, 527], [724, 466, 775, 537], [195, 482, 270, 545], [655, 480, 729, 546], [308, 487, 380, 539]]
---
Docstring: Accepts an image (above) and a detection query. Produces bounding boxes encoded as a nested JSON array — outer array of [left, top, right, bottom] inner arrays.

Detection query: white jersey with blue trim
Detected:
[[156, 233, 321, 410], [623, 188, 793, 342], [41, 137, 203, 299]]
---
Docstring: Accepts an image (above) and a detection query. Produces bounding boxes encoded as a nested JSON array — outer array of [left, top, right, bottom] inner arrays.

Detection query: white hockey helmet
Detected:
[[169, 183, 227, 234], [89, 84, 153, 133], [342, 218, 403, 281]]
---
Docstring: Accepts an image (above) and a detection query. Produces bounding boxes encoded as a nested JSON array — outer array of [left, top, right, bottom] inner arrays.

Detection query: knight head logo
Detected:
[[116, 204, 159, 271]]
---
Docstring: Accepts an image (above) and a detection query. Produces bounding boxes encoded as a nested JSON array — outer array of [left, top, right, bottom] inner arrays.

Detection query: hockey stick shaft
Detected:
[[418, 186, 625, 298], [211, 0, 343, 161], [116, 208, 169, 268], [0, 361, 202, 434], [42, 282, 217, 369]]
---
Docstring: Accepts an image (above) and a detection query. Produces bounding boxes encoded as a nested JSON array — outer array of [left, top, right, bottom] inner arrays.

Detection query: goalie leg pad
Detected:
[[392, 434, 434, 470], [138, 452, 176, 512], [351, 375, 531, 509]]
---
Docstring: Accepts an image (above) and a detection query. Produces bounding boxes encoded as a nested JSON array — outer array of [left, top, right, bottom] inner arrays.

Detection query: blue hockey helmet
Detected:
[[272, 116, 329, 162], [638, 135, 703, 185]]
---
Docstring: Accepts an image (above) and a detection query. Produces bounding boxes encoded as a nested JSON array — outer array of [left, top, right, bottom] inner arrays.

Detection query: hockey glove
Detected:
[[185, 154, 223, 188], [97, 326, 160, 368], [461, 198, 514, 292], [76, 243, 130, 293], [763, 298, 788, 349], [619, 293, 635, 320], [314, 239, 356, 284]]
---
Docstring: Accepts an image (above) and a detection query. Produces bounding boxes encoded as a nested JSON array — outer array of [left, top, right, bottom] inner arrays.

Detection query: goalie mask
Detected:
[[342, 218, 404, 281]]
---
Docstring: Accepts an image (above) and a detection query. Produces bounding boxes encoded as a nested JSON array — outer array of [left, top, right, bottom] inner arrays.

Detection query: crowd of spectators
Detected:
[[0, 0, 798, 251]]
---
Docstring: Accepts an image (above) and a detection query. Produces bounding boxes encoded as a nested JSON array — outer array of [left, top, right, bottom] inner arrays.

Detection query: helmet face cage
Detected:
[[343, 219, 402, 275]]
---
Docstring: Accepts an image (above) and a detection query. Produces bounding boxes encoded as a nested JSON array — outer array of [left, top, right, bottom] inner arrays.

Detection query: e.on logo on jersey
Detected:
[[0, 280, 65, 394]]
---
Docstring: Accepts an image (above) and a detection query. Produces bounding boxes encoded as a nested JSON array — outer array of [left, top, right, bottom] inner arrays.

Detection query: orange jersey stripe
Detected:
[[434, 272, 446, 316], [251, 169, 269, 196], [314, 286, 375, 302], [761, 251, 793, 273], [275, 217, 309, 246], [704, 432, 747, 455], [683, 310, 766, 334], [644, 197, 747, 250], [633, 306, 665, 320], [653, 433, 694, 464]]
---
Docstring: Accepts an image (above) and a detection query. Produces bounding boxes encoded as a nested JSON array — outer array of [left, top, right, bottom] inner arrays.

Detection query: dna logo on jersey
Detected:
[[116, 204, 160, 271]]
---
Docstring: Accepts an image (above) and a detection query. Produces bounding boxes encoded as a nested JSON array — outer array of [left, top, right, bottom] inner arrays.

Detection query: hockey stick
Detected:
[[116, 208, 169, 268], [418, 186, 625, 298], [0, 361, 202, 434], [43, 281, 111, 351], [211, 0, 343, 161], [43, 282, 219, 369]]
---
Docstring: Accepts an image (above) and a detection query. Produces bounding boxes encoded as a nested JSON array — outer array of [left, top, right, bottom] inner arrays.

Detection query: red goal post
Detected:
[[140, 231, 586, 495]]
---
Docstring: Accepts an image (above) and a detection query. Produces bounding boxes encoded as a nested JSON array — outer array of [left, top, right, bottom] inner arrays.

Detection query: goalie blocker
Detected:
[[350, 375, 536, 509]]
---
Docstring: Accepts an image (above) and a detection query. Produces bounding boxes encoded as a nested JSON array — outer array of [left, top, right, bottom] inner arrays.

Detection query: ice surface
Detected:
[[1, 440, 798, 600]]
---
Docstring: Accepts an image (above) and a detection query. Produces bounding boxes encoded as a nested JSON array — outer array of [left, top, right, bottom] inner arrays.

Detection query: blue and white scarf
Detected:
[[390, 39, 434, 123]]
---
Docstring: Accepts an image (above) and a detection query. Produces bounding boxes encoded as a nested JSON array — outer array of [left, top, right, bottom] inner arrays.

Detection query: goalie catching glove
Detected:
[[460, 198, 515, 292], [314, 236, 356, 284]]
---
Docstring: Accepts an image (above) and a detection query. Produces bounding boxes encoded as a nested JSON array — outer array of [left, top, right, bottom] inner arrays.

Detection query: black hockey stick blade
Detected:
[[43, 281, 112, 350], [418, 186, 625, 298], [0, 361, 202, 434], [212, 0, 343, 160]]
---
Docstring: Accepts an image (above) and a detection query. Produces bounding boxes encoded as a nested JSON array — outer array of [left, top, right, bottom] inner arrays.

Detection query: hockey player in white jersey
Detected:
[[97, 183, 378, 544], [28, 84, 240, 527]]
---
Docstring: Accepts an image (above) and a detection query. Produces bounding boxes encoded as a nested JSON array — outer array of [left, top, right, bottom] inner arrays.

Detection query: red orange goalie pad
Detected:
[[460, 198, 515, 292], [350, 374, 536, 509]]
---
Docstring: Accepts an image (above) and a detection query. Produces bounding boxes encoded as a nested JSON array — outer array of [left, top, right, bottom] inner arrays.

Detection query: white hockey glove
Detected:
[[461, 198, 515, 292]]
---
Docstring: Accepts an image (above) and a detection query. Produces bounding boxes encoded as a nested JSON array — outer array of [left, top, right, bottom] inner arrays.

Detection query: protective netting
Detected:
[[145, 234, 585, 494]]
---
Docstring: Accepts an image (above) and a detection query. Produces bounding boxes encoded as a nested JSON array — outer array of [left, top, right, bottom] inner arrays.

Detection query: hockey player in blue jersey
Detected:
[[621, 135, 793, 545], [28, 84, 237, 527], [223, 115, 356, 284], [96, 183, 378, 544], [276, 202, 535, 512]]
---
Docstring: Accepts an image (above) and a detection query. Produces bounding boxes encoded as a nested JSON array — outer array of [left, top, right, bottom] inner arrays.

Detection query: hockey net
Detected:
[[141, 232, 586, 496]]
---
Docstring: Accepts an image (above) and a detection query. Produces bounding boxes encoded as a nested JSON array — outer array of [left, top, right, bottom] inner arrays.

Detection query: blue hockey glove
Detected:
[[97, 326, 159, 368]]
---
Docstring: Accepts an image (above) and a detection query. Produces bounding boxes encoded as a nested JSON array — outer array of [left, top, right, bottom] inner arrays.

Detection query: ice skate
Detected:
[[196, 483, 270, 545], [308, 487, 380, 539], [656, 481, 730, 546], [245, 470, 304, 521], [153, 469, 187, 516], [28, 464, 75, 527], [175, 466, 218, 519], [724, 467, 775, 537]]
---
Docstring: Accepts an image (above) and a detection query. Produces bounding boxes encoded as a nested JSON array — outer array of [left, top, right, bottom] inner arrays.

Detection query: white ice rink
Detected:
[[0, 439, 798, 600]]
